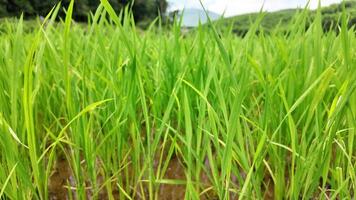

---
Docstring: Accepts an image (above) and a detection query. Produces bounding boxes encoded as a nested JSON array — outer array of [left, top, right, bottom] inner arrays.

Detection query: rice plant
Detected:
[[0, 1, 355, 199]]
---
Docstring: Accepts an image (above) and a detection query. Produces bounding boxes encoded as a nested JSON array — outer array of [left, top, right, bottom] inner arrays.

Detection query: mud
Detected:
[[48, 154, 273, 200], [48, 154, 212, 199], [48, 154, 73, 200]]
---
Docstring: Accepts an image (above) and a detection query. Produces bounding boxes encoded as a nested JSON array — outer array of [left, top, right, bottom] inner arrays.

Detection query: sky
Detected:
[[167, 0, 343, 17]]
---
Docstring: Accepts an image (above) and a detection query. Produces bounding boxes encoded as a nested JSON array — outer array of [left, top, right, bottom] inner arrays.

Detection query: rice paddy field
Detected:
[[0, 1, 355, 199]]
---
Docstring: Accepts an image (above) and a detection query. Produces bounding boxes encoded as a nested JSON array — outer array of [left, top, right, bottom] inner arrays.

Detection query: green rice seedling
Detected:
[[0, 1, 355, 199]]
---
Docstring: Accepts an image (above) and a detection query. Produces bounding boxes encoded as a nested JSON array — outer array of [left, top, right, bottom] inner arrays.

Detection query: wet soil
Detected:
[[48, 154, 215, 199], [48, 154, 72, 200], [47, 153, 273, 200]]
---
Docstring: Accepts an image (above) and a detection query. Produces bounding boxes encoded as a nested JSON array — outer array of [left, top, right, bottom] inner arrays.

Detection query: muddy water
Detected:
[[48, 156, 214, 199], [48, 154, 72, 200], [157, 157, 187, 200], [48, 155, 273, 200]]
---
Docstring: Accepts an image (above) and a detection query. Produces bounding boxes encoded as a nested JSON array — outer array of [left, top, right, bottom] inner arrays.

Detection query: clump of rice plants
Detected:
[[0, 1, 355, 199]]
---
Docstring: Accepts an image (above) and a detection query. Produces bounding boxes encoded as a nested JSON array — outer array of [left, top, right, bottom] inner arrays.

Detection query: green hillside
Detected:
[[218, 1, 356, 36]]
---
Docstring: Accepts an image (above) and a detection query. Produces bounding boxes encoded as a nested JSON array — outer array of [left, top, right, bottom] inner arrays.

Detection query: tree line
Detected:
[[0, 0, 168, 22]]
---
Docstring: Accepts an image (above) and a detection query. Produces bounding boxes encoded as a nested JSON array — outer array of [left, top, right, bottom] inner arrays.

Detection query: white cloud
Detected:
[[168, 0, 342, 16]]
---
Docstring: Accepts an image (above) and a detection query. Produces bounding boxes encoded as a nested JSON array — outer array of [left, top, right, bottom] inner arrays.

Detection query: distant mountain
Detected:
[[173, 8, 221, 27]]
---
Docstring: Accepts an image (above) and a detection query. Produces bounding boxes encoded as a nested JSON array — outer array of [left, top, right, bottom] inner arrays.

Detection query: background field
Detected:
[[0, 1, 355, 200]]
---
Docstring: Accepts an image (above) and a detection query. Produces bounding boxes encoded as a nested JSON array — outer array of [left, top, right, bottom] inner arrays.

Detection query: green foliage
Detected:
[[0, 1, 355, 200], [0, 0, 167, 22]]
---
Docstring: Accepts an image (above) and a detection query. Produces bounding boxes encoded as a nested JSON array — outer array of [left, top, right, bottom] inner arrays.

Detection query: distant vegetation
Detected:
[[0, 0, 167, 22], [219, 1, 356, 36]]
